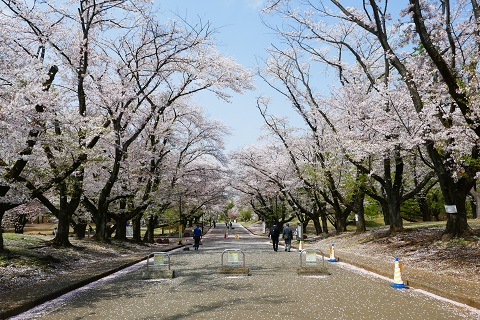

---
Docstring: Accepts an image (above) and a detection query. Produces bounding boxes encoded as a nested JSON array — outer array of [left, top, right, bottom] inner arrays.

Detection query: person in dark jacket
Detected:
[[283, 223, 293, 252], [269, 223, 280, 251], [193, 225, 202, 250]]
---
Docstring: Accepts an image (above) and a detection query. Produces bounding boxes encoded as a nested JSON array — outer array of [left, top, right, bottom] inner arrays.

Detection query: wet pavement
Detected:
[[8, 222, 480, 320]]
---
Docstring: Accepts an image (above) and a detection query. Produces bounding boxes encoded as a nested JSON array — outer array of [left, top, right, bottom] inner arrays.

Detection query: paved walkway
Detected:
[[7, 222, 479, 320]]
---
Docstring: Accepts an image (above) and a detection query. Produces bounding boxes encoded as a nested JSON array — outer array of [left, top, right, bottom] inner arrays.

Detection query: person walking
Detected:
[[283, 223, 293, 252], [193, 225, 202, 250], [269, 223, 280, 252]]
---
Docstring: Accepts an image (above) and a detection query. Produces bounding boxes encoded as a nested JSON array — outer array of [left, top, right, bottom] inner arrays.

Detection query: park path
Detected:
[[10, 222, 480, 320]]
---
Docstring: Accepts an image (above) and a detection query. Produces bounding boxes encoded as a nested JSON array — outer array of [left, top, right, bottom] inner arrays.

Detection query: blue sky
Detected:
[[154, 1, 410, 153], [156, 0, 299, 153]]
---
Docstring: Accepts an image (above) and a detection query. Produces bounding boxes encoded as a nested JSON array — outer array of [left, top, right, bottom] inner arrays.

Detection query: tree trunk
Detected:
[[93, 209, 109, 242], [418, 194, 432, 222], [302, 218, 310, 236], [13, 214, 27, 234], [387, 194, 403, 232], [50, 183, 73, 247], [0, 209, 5, 251], [114, 215, 128, 240], [351, 171, 367, 233], [442, 179, 473, 240], [53, 207, 73, 247], [74, 222, 87, 239], [50, 170, 83, 246], [320, 212, 328, 235], [312, 215, 322, 235], [378, 185, 403, 232], [325, 173, 349, 234], [469, 186, 479, 219], [131, 214, 142, 242], [355, 190, 366, 233], [114, 198, 129, 241], [427, 144, 473, 238], [386, 151, 404, 232], [334, 209, 347, 233], [314, 199, 328, 234], [381, 200, 390, 225], [143, 215, 155, 243]]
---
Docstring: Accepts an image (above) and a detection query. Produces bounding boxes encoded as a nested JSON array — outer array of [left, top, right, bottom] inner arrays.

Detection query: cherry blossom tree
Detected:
[[229, 144, 300, 231], [2, 200, 46, 234], [263, 0, 477, 238], [0, 4, 60, 250], [0, 0, 160, 247], [406, 0, 480, 238], [0, 0, 253, 250], [82, 98, 235, 243], [161, 104, 232, 233], [255, 95, 357, 234]]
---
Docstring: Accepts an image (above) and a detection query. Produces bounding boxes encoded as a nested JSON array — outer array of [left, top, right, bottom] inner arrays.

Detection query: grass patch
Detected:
[[445, 237, 471, 247], [3, 233, 49, 245], [239, 220, 257, 228]]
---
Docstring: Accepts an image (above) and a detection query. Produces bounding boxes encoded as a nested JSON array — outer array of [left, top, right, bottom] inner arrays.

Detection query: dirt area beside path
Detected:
[[0, 234, 163, 295], [246, 220, 479, 283], [310, 224, 480, 310], [312, 225, 480, 283]]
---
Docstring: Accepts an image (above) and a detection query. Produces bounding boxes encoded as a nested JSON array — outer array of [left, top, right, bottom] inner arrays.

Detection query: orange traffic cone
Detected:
[[391, 257, 408, 288], [328, 243, 337, 262]]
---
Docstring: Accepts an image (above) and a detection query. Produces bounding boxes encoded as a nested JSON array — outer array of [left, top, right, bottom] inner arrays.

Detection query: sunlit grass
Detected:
[[403, 218, 480, 229]]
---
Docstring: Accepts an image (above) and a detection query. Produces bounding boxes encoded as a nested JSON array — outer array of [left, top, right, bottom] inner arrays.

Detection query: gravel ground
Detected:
[[5, 223, 480, 320], [1, 221, 479, 314]]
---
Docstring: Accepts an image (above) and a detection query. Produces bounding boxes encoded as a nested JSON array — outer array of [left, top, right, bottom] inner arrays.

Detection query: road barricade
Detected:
[[297, 248, 330, 276], [218, 249, 250, 275], [143, 252, 175, 279]]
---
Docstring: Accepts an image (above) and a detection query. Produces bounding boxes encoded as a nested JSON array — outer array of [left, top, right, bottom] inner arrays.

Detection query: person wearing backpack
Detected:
[[269, 222, 280, 251], [283, 223, 293, 252]]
